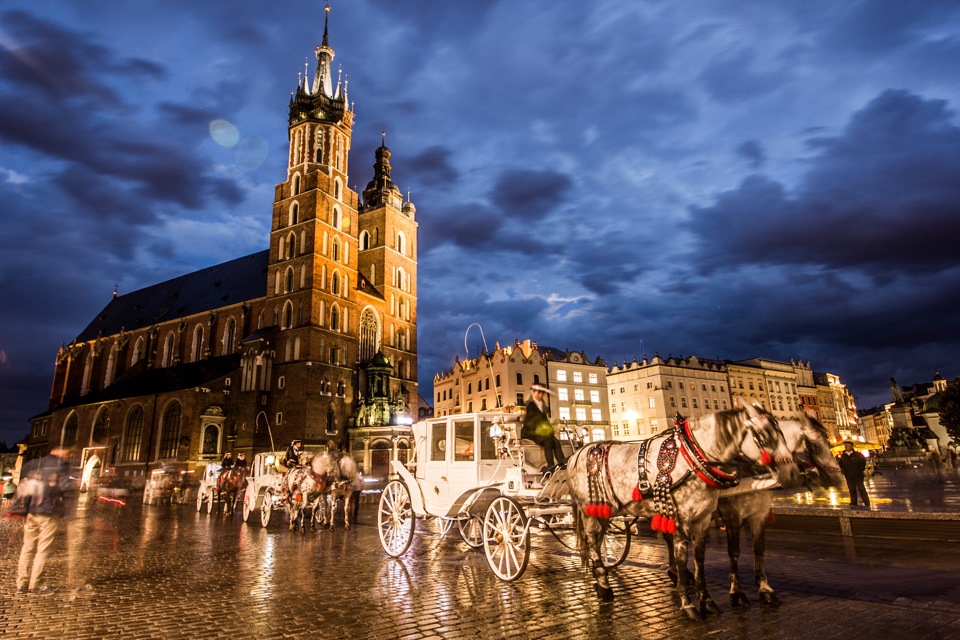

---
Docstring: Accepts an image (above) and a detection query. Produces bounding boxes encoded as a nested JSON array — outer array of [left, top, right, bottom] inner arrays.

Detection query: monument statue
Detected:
[[890, 377, 905, 405]]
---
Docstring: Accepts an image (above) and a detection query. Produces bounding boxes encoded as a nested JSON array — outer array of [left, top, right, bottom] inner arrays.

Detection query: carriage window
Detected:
[[479, 420, 499, 460], [431, 423, 446, 462], [454, 420, 475, 462]]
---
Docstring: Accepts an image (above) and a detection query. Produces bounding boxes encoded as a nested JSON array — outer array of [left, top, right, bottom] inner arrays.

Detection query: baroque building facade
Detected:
[[24, 10, 418, 486]]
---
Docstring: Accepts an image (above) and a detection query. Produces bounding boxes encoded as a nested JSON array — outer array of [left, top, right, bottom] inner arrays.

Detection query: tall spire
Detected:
[[312, 4, 335, 97]]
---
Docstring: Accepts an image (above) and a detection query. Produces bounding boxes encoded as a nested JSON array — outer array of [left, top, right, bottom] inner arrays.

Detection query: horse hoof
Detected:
[[730, 592, 751, 608], [682, 606, 702, 621], [759, 592, 780, 607], [701, 599, 722, 616], [594, 584, 615, 602]]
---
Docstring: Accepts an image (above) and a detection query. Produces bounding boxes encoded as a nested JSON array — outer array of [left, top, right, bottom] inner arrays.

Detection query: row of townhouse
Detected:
[[433, 340, 858, 443]]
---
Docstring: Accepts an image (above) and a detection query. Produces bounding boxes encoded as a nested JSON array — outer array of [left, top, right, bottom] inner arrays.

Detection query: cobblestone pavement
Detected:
[[2, 494, 960, 640]]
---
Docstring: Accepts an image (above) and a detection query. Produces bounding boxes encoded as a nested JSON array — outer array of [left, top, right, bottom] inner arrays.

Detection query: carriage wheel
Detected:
[[483, 496, 530, 581], [207, 491, 216, 514], [458, 515, 484, 549], [260, 492, 273, 527], [241, 495, 251, 522], [601, 519, 632, 568], [196, 491, 204, 513], [378, 480, 415, 557]]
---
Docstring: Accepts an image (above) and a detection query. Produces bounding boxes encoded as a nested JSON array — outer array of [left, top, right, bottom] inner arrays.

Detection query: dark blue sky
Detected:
[[2, 1, 959, 444]]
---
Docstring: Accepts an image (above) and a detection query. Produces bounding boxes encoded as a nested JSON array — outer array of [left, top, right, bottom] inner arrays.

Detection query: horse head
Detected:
[[798, 415, 843, 488], [740, 404, 802, 488]]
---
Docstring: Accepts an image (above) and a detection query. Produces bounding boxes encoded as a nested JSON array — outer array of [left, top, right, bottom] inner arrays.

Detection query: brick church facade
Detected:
[[24, 8, 418, 487]]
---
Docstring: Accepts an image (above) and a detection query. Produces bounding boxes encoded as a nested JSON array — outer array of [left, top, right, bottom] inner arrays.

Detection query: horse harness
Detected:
[[584, 417, 749, 530]]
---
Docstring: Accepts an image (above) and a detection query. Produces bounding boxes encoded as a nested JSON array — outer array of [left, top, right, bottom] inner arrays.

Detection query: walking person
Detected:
[[11, 447, 74, 594], [521, 384, 566, 473], [837, 440, 870, 507]]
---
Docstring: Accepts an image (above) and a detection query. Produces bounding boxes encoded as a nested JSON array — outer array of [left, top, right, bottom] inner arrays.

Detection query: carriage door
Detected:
[[422, 419, 452, 514], [446, 419, 479, 508]]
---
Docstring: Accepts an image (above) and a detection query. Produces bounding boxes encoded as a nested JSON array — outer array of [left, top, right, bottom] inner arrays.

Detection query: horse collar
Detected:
[[676, 419, 740, 489]]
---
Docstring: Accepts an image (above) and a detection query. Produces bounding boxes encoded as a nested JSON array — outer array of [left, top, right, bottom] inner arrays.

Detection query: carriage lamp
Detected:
[[489, 424, 503, 439], [265, 455, 276, 465]]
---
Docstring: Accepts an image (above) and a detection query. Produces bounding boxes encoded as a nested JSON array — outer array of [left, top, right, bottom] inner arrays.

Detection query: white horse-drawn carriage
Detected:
[[377, 412, 631, 580], [196, 462, 246, 515], [240, 452, 286, 526]]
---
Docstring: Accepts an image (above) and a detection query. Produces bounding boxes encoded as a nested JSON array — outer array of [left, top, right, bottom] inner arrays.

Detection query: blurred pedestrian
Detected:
[[837, 441, 870, 507], [929, 446, 945, 481], [2, 475, 16, 502], [350, 471, 364, 525], [12, 447, 74, 594], [946, 442, 958, 474]]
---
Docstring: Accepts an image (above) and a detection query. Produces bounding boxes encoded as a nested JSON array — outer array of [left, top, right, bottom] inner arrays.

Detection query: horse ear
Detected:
[[743, 402, 761, 421]]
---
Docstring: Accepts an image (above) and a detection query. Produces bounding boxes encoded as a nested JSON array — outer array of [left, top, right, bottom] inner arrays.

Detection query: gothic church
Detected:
[[24, 8, 418, 487]]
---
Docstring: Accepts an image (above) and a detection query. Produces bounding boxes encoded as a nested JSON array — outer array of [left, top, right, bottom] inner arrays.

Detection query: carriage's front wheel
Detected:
[[260, 492, 273, 527], [207, 490, 215, 514], [458, 515, 484, 549], [601, 519, 632, 568], [196, 491, 204, 513], [483, 496, 530, 581], [378, 480, 415, 557], [241, 495, 251, 522]]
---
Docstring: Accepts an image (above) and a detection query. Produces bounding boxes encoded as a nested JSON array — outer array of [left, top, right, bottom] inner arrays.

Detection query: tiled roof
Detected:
[[50, 354, 241, 412], [76, 251, 269, 342]]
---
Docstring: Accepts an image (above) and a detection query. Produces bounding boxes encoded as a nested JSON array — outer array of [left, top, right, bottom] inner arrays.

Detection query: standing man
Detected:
[[14, 447, 74, 594], [521, 384, 567, 472], [837, 440, 870, 507]]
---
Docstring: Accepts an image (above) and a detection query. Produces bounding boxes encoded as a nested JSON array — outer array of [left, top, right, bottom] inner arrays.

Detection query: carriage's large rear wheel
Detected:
[[196, 491, 204, 513], [483, 496, 530, 581], [260, 491, 273, 527], [207, 491, 215, 514], [378, 480, 415, 557], [601, 518, 632, 568], [458, 515, 484, 549], [241, 494, 252, 522]]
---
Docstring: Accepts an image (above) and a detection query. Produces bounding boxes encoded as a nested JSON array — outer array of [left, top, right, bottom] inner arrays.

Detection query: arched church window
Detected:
[[396, 231, 406, 255], [331, 207, 341, 230], [282, 301, 294, 329], [132, 336, 144, 366], [359, 308, 380, 363], [105, 342, 118, 387], [122, 405, 143, 462], [332, 238, 340, 262], [158, 401, 182, 459], [192, 324, 204, 362], [223, 317, 236, 355], [334, 178, 342, 200], [292, 174, 301, 195], [162, 332, 176, 367], [286, 231, 297, 259], [359, 230, 370, 251], [289, 202, 299, 226], [92, 408, 108, 442], [331, 305, 340, 332], [332, 271, 340, 296], [62, 412, 78, 447], [284, 266, 295, 293]]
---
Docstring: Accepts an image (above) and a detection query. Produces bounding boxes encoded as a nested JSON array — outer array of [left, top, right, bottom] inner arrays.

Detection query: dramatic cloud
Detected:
[[1, 0, 959, 443]]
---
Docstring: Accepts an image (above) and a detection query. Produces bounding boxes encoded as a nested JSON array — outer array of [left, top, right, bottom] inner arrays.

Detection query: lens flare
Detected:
[[210, 119, 240, 147]]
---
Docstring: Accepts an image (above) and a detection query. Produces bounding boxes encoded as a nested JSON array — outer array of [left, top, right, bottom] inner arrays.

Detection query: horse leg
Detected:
[[692, 523, 721, 616], [664, 532, 678, 586], [751, 515, 779, 606], [722, 511, 749, 607], [343, 491, 352, 530], [576, 511, 613, 601], [672, 534, 701, 620]]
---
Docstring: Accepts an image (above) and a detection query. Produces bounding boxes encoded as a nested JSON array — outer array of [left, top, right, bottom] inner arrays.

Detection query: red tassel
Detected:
[[600, 504, 611, 519], [632, 486, 641, 502], [666, 518, 676, 535], [767, 510, 775, 523], [761, 451, 773, 466], [585, 503, 596, 517], [651, 513, 662, 531]]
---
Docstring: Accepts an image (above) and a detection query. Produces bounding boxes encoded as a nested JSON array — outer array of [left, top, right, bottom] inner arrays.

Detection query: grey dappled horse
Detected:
[[715, 416, 842, 607], [566, 404, 796, 620], [310, 451, 360, 530]]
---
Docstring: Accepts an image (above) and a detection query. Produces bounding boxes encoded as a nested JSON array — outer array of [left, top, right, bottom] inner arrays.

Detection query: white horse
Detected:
[[310, 451, 361, 530], [566, 404, 796, 620]]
